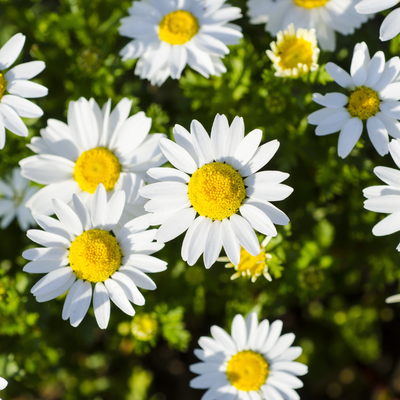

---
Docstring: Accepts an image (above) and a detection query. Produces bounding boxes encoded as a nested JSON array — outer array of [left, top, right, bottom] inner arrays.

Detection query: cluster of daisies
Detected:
[[1, 0, 400, 397]]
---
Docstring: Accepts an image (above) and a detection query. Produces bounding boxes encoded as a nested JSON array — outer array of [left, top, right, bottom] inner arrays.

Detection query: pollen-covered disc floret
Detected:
[[119, 0, 242, 85], [226, 350, 270, 391], [267, 24, 319, 78], [0, 33, 48, 150], [23, 184, 167, 329], [347, 86, 380, 120], [188, 162, 246, 221], [20, 97, 166, 226], [74, 147, 121, 193], [190, 313, 308, 398], [248, 0, 368, 51], [308, 42, 400, 158], [69, 230, 121, 283], [140, 114, 293, 269], [159, 10, 199, 45]]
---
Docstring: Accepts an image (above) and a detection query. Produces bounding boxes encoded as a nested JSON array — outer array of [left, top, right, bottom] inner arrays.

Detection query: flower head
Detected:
[[267, 24, 319, 78], [0, 33, 48, 149], [247, 0, 368, 51], [356, 0, 400, 41], [139, 114, 293, 269], [308, 42, 400, 158], [119, 0, 242, 85], [131, 313, 158, 341], [190, 313, 308, 399], [220, 236, 275, 282], [0, 167, 37, 230], [20, 97, 166, 227], [23, 184, 167, 329]]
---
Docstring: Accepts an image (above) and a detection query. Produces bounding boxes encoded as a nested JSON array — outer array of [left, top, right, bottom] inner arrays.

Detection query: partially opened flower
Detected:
[[0, 377, 7, 400], [219, 236, 274, 282], [308, 42, 400, 158], [20, 97, 166, 226], [0, 167, 37, 230], [139, 114, 292, 269], [363, 139, 400, 250], [247, 0, 368, 51], [356, 0, 400, 41], [190, 313, 308, 399], [119, 0, 242, 86], [0, 33, 47, 149], [23, 184, 167, 329], [266, 24, 319, 78]]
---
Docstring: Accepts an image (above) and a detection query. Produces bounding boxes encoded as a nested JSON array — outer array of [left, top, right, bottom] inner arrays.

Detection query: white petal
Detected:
[[169, 45, 187, 79], [225, 116, 244, 163], [27, 229, 71, 247], [315, 110, 351, 136], [1, 95, 43, 118], [244, 199, 289, 226], [93, 282, 111, 329], [0, 377, 8, 390], [52, 198, 83, 236], [254, 319, 270, 351], [91, 184, 107, 228], [118, 266, 156, 290], [31, 267, 74, 296], [190, 373, 227, 389], [308, 108, 342, 125], [261, 385, 284, 400], [373, 57, 400, 92], [69, 280, 93, 327], [230, 214, 260, 257], [159, 138, 198, 174], [5, 60, 45, 80], [350, 46, 367, 87], [146, 167, 190, 183], [268, 333, 296, 359], [386, 294, 400, 303], [23, 259, 68, 273], [186, 217, 212, 266], [245, 312, 259, 349], [210, 325, 237, 354], [312, 93, 348, 108], [122, 254, 167, 273], [365, 51, 386, 87], [112, 271, 145, 305], [367, 116, 389, 156], [374, 166, 400, 188], [103, 190, 126, 231], [337, 118, 363, 159], [0, 33, 25, 69], [244, 171, 289, 187], [0, 103, 28, 137], [231, 314, 247, 352], [191, 120, 214, 165], [33, 213, 73, 241], [271, 361, 308, 376], [231, 129, 263, 170], [380, 8, 400, 41], [240, 204, 277, 237], [380, 100, 400, 119], [72, 194, 91, 231], [181, 216, 204, 262], [325, 63, 354, 89], [261, 319, 283, 354], [355, 0, 398, 13], [364, 195, 400, 213], [372, 212, 400, 236], [35, 273, 75, 303], [211, 114, 230, 162], [220, 217, 241, 265], [204, 220, 222, 269], [376, 113, 400, 140], [23, 246, 68, 261], [7, 80, 48, 98], [104, 278, 135, 316]]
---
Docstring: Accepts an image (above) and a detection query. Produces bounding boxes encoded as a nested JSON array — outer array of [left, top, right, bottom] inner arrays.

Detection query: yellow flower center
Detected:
[[226, 350, 270, 392], [237, 247, 267, 276], [293, 0, 329, 8], [278, 38, 314, 70], [69, 229, 122, 283], [131, 314, 158, 341], [74, 147, 121, 194], [0, 73, 7, 100], [188, 162, 246, 221], [347, 86, 380, 120], [159, 10, 200, 45]]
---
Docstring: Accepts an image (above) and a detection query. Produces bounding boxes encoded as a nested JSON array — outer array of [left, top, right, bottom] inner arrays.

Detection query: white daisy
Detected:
[[363, 138, 400, 250], [355, 0, 400, 41], [0, 167, 38, 230], [20, 97, 166, 226], [247, 0, 369, 51], [266, 24, 319, 78], [23, 184, 167, 329], [190, 312, 308, 400], [308, 42, 400, 158], [0, 377, 7, 400], [0, 33, 48, 149], [119, 0, 243, 86], [139, 114, 293, 269]]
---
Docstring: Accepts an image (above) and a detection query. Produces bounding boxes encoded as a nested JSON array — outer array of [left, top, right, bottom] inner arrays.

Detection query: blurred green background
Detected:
[[1, 0, 400, 399]]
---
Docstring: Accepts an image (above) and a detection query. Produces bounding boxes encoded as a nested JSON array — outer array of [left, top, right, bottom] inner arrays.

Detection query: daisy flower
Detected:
[[0, 167, 38, 230], [0, 33, 48, 149], [0, 377, 7, 400], [266, 24, 319, 78], [23, 184, 167, 329], [20, 97, 166, 226], [219, 236, 274, 282], [119, 0, 243, 86], [363, 138, 400, 250], [308, 42, 400, 158], [139, 114, 293, 269], [355, 0, 400, 41], [247, 0, 368, 51], [190, 312, 308, 400]]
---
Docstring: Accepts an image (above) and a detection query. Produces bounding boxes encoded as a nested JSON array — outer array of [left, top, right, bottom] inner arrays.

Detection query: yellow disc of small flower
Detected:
[[293, 0, 329, 8], [188, 162, 246, 221], [226, 350, 270, 391], [74, 147, 121, 194], [347, 86, 380, 120], [131, 314, 158, 341], [159, 10, 200, 45], [69, 229, 122, 283], [278, 38, 314, 70], [0, 73, 7, 100]]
